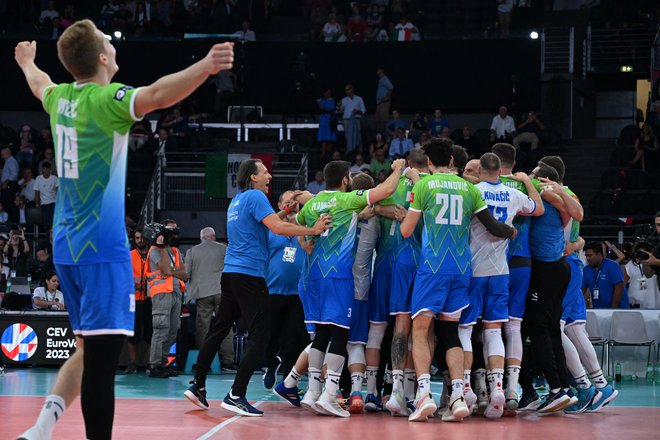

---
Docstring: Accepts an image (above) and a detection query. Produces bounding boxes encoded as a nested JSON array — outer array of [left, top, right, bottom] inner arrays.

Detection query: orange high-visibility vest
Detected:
[[145, 246, 186, 297], [131, 249, 148, 301]]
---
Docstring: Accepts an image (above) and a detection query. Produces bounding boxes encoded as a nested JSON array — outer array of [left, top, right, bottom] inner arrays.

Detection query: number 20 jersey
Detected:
[[409, 173, 486, 275], [469, 180, 536, 277], [43, 82, 142, 265]]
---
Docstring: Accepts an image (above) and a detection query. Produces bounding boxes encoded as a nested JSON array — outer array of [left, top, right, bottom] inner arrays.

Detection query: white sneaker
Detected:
[[408, 393, 437, 422], [16, 426, 49, 440], [484, 389, 505, 419], [301, 390, 323, 414], [445, 393, 470, 422], [315, 391, 350, 418], [464, 388, 478, 414], [385, 391, 410, 417], [441, 407, 456, 422]]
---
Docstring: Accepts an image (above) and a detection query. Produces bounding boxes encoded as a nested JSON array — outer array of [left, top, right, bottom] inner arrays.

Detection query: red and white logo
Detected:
[[1, 323, 38, 361]]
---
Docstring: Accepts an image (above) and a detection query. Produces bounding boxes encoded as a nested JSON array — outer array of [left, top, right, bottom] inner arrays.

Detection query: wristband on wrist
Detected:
[[284, 206, 292, 214]]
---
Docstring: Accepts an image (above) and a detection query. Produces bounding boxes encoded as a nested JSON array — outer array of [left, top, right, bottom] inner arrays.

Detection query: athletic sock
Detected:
[[284, 367, 302, 388], [308, 367, 323, 394], [487, 368, 504, 394], [575, 373, 591, 390], [417, 374, 431, 397], [474, 368, 487, 395], [463, 369, 472, 391], [590, 370, 608, 389], [33, 394, 66, 437], [324, 369, 342, 397], [451, 379, 464, 397], [350, 372, 364, 394], [383, 368, 393, 396], [366, 366, 379, 395], [392, 369, 404, 395], [403, 369, 416, 401], [505, 365, 520, 394]]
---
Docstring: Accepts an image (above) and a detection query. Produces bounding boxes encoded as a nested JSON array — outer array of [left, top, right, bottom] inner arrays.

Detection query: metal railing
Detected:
[[138, 160, 162, 226], [541, 27, 574, 74], [588, 24, 658, 72], [292, 153, 309, 191]]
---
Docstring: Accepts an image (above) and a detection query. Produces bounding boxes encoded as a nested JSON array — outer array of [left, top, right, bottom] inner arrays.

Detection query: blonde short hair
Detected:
[[57, 19, 105, 79]]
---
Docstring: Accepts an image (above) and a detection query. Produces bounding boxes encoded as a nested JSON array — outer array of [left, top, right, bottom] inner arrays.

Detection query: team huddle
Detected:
[[185, 138, 619, 422]]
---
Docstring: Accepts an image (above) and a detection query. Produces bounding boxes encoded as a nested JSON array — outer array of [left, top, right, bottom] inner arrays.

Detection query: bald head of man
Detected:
[[463, 159, 480, 179]]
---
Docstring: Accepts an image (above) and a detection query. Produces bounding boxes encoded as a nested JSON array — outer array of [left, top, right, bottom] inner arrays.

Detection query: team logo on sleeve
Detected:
[[409, 192, 415, 203], [356, 190, 365, 196], [114, 86, 133, 101]]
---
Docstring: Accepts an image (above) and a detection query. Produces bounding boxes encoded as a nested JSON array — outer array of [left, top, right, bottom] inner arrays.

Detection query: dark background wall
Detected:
[[1, 39, 541, 115]]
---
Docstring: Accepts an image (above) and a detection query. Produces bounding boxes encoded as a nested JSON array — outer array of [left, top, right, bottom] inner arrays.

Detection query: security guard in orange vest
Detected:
[[122, 228, 152, 374], [146, 220, 189, 378]]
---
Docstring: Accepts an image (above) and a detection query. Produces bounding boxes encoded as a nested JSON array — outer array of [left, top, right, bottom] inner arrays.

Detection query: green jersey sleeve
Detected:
[[296, 204, 308, 226], [467, 181, 487, 214], [343, 190, 370, 211], [409, 180, 425, 211], [95, 83, 144, 126], [42, 84, 59, 114]]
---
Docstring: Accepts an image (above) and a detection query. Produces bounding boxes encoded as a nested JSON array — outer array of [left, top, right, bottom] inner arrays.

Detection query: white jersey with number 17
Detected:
[[469, 180, 536, 277]]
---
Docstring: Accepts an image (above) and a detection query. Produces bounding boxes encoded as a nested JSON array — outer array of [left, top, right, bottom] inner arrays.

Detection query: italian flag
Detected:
[[205, 153, 273, 198]]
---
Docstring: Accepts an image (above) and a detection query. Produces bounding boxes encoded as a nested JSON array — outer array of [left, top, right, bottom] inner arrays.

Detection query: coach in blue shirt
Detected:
[[263, 190, 308, 388], [582, 241, 629, 309]]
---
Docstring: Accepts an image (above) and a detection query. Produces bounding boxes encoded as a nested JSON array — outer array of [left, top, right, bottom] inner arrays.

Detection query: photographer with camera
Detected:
[[627, 211, 660, 292], [624, 239, 660, 308], [145, 219, 189, 378]]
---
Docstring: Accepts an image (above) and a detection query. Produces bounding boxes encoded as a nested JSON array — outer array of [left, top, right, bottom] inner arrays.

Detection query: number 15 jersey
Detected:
[[43, 82, 142, 265], [409, 173, 486, 275]]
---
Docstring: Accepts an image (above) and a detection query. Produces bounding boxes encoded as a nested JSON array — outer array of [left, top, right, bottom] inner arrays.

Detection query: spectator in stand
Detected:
[[60, 3, 76, 28], [317, 88, 337, 156], [39, 1, 60, 34], [134, 1, 151, 35], [13, 194, 28, 225], [490, 105, 516, 143], [513, 110, 544, 150], [36, 126, 54, 153], [306, 170, 326, 194], [375, 68, 394, 135], [370, 148, 392, 177], [389, 128, 413, 159], [348, 12, 368, 43], [0, 202, 8, 231], [0, 235, 7, 264], [409, 112, 428, 143], [16, 136, 35, 169], [369, 132, 389, 158], [366, 5, 383, 40], [394, 16, 419, 41], [414, 131, 430, 148], [113, 2, 134, 33], [340, 84, 366, 153], [441, 126, 450, 138], [33, 271, 66, 311], [583, 241, 629, 309], [322, 14, 345, 42], [386, 109, 407, 139], [377, 169, 389, 183], [649, 100, 660, 131], [5, 228, 30, 277], [331, 150, 342, 161], [631, 123, 659, 174], [155, 128, 175, 167], [19, 168, 36, 205], [35, 161, 59, 226], [1, 147, 20, 221], [234, 20, 256, 41], [0, 252, 9, 289], [351, 153, 371, 174], [100, 1, 119, 29], [38, 147, 56, 176], [33, 243, 55, 286], [497, 0, 514, 38], [428, 109, 449, 137]]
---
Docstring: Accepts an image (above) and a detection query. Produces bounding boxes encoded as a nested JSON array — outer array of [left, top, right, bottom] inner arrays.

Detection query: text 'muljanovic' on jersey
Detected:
[[500, 175, 541, 260], [470, 180, 536, 277], [296, 190, 370, 279], [43, 82, 142, 265], [409, 173, 486, 275]]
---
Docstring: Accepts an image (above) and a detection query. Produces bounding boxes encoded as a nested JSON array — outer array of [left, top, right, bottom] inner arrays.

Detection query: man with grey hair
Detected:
[[185, 226, 235, 370]]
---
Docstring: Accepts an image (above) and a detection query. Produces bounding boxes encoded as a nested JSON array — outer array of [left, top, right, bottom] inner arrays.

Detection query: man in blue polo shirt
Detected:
[[583, 241, 629, 309]]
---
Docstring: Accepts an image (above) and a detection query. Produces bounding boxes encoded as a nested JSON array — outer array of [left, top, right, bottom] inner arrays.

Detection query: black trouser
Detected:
[[265, 294, 309, 379], [521, 258, 571, 391], [195, 272, 270, 397]]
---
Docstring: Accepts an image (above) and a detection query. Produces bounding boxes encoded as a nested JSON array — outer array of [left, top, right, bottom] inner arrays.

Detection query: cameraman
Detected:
[[624, 240, 660, 308], [146, 219, 189, 378], [636, 211, 660, 278]]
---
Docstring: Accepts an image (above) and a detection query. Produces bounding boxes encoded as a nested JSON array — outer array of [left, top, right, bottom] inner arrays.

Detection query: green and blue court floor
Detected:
[[1, 368, 659, 439]]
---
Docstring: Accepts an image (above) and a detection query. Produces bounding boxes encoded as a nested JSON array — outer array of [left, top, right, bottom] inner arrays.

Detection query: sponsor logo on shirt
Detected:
[[114, 86, 133, 101]]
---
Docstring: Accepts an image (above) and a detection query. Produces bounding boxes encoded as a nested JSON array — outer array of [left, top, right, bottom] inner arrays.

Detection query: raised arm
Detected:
[[134, 43, 234, 117], [510, 172, 544, 216], [262, 213, 331, 237], [15, 41, 56, 101], [539, 178, 584, 222], [368, 159, 406, 203]]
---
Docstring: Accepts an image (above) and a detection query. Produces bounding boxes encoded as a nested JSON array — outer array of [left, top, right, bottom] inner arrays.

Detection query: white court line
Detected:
[[196, 401, 264, 440]]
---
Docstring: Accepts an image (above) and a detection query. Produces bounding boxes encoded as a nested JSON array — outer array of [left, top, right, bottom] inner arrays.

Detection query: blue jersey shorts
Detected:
[[562, 257, 587, 326], [369, 259, 392, 323], [411, 270, 470, 319], [460, 275, 509, 325], [56, 260, 134, 336], [348, 298, 369, 344], [508, 266, 531, 320], [390, 260, 416, 315], [305, 278, 354, 328]]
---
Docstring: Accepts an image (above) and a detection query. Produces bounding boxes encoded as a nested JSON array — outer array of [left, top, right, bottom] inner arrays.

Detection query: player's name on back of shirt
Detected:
[[426, 179, 469, 191]]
